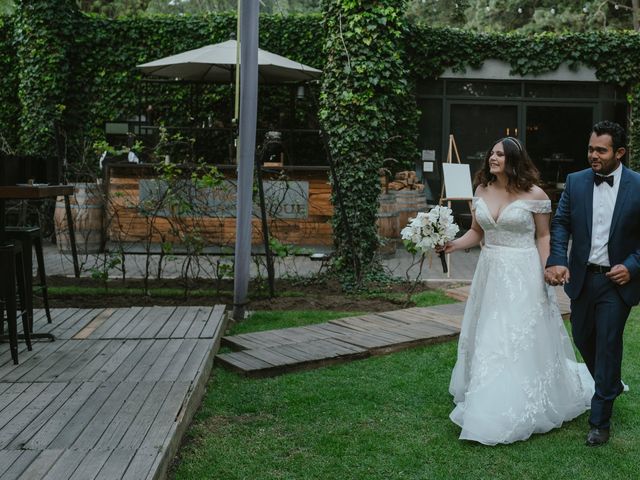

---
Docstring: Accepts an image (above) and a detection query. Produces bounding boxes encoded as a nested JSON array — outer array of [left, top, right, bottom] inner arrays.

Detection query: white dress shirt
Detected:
[[588, 163, 622, 266]]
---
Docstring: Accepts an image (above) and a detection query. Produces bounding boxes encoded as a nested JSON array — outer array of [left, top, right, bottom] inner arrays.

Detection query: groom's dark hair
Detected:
[[593, 121, 627, 152]]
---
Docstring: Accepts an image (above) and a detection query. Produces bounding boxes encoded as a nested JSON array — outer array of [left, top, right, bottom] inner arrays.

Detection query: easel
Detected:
[[439, 134, 474, 278]]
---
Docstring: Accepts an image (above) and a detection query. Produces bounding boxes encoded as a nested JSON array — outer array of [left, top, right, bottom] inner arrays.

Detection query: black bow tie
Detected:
[[594, 175, 614, 187]]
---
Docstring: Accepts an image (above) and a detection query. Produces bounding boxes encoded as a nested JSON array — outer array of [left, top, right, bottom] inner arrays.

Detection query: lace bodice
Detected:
[[473, 197, 551, 248]]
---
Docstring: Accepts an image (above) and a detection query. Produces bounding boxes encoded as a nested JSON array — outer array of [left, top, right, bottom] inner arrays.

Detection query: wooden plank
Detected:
[[105, 340, 154, 382], [234, 330, 293, 348], [121, 448, 159, 480], [99, 306, 145, 339], [168, 306, 200, 339], [0, 336, 69, 381], [72, 308, 116, 339], [24, 382, 102, 450], [263, 325, 330, 345], [142, 306, 185, 339], [215, 350, 273, 372], [271, 344, 319, 363], [176, 340, 213, 382], [303, 322, 359, 337], [34, 308, 77, 334], [29, 340, 97, 383], [199, 304, 226, 338], [55, 340, 109, 382], [331, 331, 394, 349], [68, 340, 126, 382], [126, 340, 169, 382], [93, 381, 156, 450], [52, 308, 105, 339], [0, 450, 41, 480], [160, 339, 198, 382], [0, 449, 23, 478], [3, 383, 79, 450], [48, 382, 120, 450], [154, 306, 191, 339], [185, 306, 215, 339], [115, 307, 158, 339], [222, 334, 270, 351], [67, 450, 112, 480], [40, 449, 88, 480], [86, 340, 140, 383], [0, 383, 30, 414], [93, 448, 136, 480], [127, 306, 176, 339], [139, 381, 191, 450], [87, 307, 136, 339], [7, 449, 63, 479], [143, 339, 185, 382], [242, 347, 300, 367], [0, 383, 52, 432], [117, 381, 173, 449], [71, 381, 139, 450]]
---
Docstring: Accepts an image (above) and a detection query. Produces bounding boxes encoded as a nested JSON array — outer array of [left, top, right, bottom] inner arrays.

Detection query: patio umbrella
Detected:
[[136, 39, 321, 84]]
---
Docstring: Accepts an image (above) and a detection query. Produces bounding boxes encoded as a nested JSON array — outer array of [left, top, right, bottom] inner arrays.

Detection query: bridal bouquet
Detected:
[[401, 205, 459, 273]]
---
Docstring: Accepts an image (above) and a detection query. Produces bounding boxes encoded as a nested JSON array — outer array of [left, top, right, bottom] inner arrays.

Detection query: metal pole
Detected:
[[234, 1, 241, 121], [232, 0, 259, 321], [255, 149, 276, 298]]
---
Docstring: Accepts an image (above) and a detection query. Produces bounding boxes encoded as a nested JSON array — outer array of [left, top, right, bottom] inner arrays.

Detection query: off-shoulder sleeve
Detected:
[[521, 199, 551, 214]]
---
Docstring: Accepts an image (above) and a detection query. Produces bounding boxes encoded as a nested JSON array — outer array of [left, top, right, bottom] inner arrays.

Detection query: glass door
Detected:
[[525, 104, 595, 185], [447, 102, 520, 179]]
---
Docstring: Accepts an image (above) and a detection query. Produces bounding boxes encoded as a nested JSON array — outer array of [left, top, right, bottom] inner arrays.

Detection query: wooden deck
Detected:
[[217, 286, 571, 378], [216, 303, 465, 378], [0, 305, 227, 480]]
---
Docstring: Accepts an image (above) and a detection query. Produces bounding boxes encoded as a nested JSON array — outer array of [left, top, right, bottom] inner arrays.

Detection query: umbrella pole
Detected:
[[255, 148, 276, 298], [234, 0, 241, 122]]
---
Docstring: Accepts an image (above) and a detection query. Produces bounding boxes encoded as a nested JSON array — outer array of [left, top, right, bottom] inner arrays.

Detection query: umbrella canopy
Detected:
[[137, 39, 321, 84]]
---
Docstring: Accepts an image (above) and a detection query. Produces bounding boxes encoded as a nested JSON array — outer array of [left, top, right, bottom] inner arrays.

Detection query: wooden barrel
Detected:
[[396, 189, 427, 229], [376, 192, 398, 254], [54, 182, 104, 253], [376, 192, 399, 238]]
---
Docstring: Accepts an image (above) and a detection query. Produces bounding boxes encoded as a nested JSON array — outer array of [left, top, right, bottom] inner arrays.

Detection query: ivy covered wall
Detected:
[[2, 5, 640, 284], [0, 5, 326, 168], [405, 27, 640, 168]]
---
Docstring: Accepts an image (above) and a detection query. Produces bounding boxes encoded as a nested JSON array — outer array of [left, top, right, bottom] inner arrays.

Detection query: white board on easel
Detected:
[[442, 163, 473, 200]]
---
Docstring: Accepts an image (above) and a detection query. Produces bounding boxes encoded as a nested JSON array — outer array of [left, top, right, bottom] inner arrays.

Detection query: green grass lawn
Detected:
[[170, 304, 640, 480]]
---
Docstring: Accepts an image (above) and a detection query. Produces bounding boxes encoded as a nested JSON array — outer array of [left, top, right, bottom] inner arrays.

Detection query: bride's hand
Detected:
[[436, 241, 456, 254]]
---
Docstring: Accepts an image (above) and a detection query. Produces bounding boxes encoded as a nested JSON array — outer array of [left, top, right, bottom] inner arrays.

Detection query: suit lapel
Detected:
[[610, 166, 630, 237], [584, 172, 594, 238]]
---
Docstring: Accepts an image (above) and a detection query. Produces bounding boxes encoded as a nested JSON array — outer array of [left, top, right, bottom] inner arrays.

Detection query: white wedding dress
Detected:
[[449, 197, 594, 445]]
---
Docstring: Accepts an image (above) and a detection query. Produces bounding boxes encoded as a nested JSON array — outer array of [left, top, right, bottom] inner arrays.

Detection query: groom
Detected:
[[545, 120, 640, 446]]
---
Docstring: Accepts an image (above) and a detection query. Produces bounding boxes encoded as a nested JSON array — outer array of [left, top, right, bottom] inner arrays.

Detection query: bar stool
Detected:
[[4, 226, 51, 324], [0, 243, 32, 364]]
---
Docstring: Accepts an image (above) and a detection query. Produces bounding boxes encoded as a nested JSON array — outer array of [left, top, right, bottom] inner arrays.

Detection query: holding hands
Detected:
[[544, 266, 570, 286], [545, 264, 631, 286]]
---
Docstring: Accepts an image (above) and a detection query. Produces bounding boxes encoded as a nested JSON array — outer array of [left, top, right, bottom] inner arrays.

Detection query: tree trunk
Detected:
[[633, 0, 640, 31]]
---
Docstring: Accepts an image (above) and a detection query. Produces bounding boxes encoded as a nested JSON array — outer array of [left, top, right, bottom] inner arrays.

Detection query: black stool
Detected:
[[5, 226, 51, 324], [0, 243, 32, 364]]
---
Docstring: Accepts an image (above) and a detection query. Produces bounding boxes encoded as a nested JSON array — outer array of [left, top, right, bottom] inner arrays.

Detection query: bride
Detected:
[[438, 137, 594, 445]]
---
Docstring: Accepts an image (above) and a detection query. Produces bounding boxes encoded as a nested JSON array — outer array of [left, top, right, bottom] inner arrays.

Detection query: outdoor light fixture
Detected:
[[296, 85, 305, 99]]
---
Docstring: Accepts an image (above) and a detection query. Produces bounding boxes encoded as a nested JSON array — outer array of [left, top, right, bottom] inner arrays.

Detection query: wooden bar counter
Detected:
[[104, 163, 333, 248]]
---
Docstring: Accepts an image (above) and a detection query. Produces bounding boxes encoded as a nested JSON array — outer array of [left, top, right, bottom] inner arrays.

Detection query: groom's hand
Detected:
[[544, 266, 570, 286], [606, 264, 631, 285]]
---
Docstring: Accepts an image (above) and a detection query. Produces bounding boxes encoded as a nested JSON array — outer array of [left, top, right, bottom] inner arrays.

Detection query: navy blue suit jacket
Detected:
[[547, 166, 640, 306]]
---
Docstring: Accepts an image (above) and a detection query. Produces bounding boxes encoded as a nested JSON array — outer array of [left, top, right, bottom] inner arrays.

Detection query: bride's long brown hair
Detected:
[[473, 137, 540, 192]]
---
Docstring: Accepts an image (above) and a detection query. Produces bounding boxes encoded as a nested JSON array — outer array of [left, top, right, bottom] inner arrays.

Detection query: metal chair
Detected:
[[4, 226, 52, 323], [0, 243, 31, 364]]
